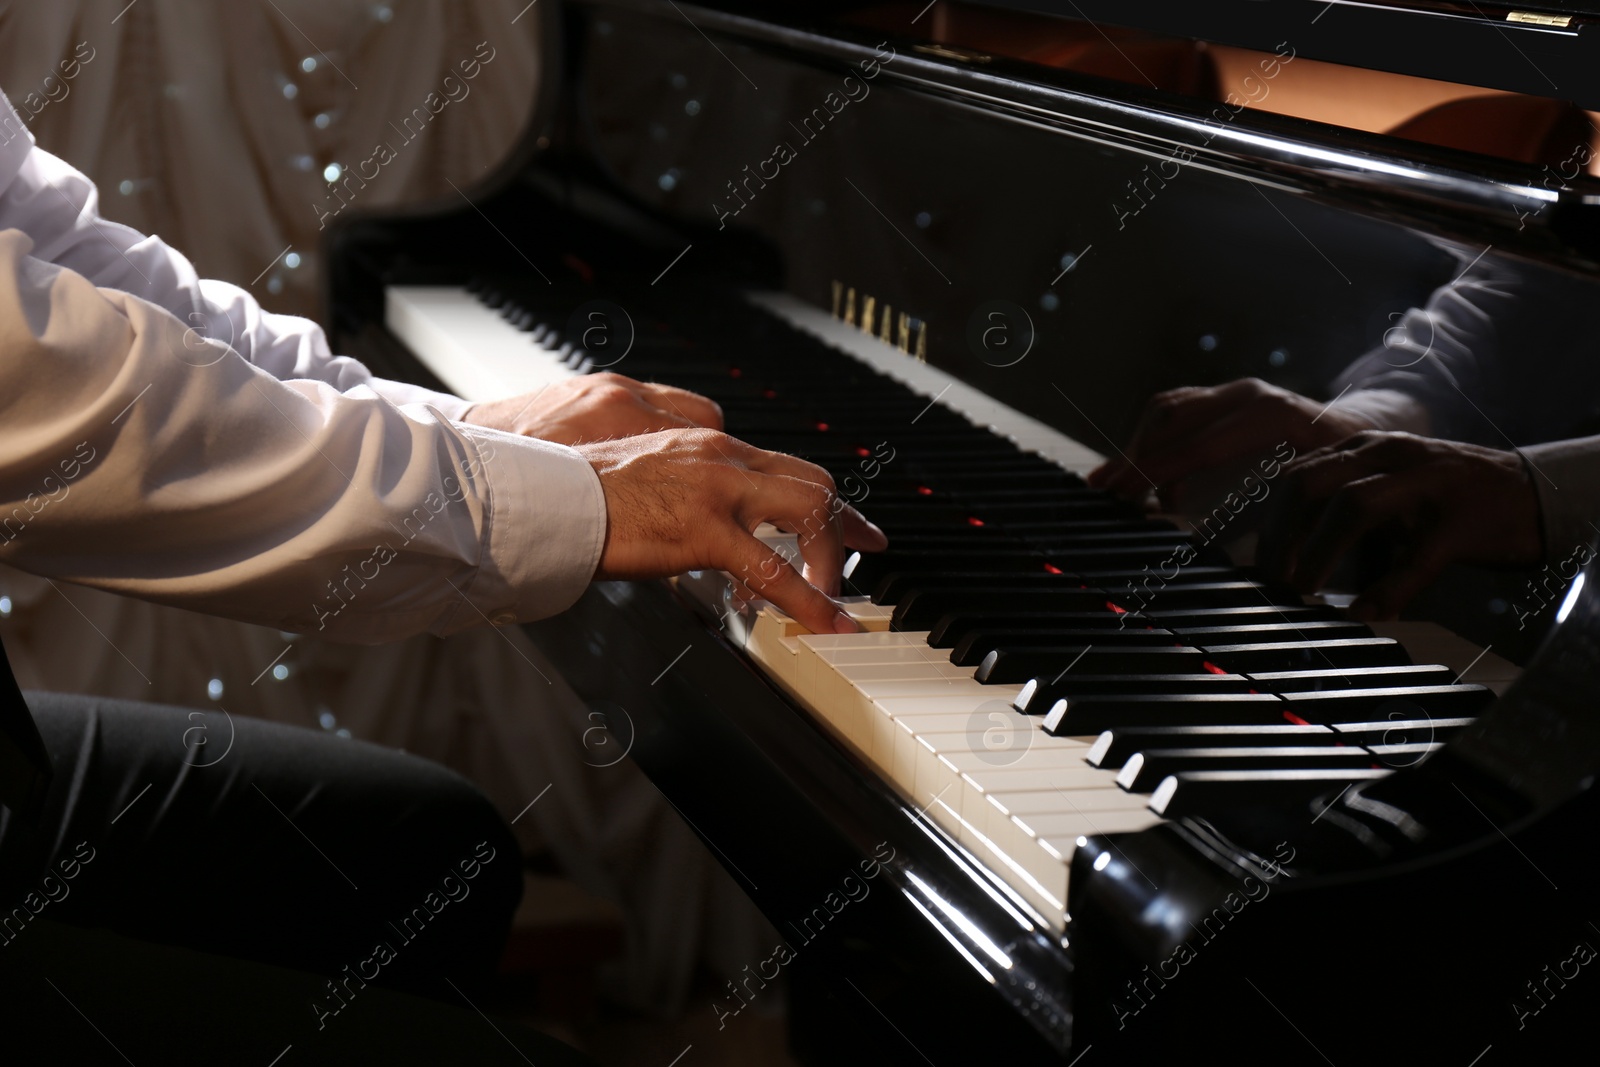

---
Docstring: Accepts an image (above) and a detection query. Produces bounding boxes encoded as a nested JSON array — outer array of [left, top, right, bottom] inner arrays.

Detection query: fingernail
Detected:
[[833, 610, 863, 634]]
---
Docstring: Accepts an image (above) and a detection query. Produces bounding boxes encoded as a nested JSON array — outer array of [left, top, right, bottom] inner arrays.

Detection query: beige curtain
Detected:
[[0, 0, 541, 319], [0, 0, 771, 1015]]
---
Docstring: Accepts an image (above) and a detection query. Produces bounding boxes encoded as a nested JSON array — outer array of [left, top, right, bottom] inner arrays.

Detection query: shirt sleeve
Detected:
[[1519, 436, 1600, 563], [0, 92, 474, 420], [0, 229, 606, 643]]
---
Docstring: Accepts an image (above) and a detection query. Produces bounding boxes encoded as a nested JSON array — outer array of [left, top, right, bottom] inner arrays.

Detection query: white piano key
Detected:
[[983, 789, 1151, 856], [386, 286, 574, 402]]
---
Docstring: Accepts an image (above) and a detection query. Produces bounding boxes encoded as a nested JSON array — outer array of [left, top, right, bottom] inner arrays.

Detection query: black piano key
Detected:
[[952, 629, 1183, 667], [947, 620, 1190, 662], [889, 581, 1292, 628], [894, 590, 1134, 630], [1050, 544, 1212, 570], [975, 495, 1144, 514], [1281, 685, 1493, 720], [1102, 582, 1296, 609], [1142, 604, 1340, 626], [982, 646, 1211, 679], [1085, 717, 1475, 767], [1116, 743, 1441, 792], [1171, 620, 1373, 643], [929, 611, 1126, 648], [1149, 769, 1392, 818], [1040, 692, 1287, 734], [1246, 664, 1457, 692], [1073, 565, 1244, 585], [1202, 639, 1412, 673], [974, 627, 1405, 680], [880, 573, 1079, 609], [975, 640, 1210, 683], [1033, 530, 1202, 549], [1012, 673, 1255, 713], [927, 604, 1335, 648], [1044, 684, 1485, 736], [847, 551, 1050, 591]]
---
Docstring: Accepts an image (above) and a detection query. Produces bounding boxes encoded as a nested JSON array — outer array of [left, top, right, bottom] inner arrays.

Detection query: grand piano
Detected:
[[325, 1, 1600, 1060]]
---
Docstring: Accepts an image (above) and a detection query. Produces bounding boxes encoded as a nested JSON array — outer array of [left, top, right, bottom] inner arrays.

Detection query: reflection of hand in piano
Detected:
[[1258, 430, 1541, 620], [579, 428, 889, 635], [461, 371, 724, 446], [1087, 377, 1373, 509]]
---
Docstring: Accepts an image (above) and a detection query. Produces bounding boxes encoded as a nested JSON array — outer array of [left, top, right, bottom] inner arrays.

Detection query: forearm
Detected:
[[0, 232, 604, 643]]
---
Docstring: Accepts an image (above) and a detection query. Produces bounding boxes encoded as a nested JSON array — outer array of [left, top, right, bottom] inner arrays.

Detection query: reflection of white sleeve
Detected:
[[1520, 436, 1600, 562], [1329, 248, 1520, 444], [0, 229, 605, 642], [1322, 387, 1433, 436], [1329, 246, 1600, 447], [0, 92, 472, 419]]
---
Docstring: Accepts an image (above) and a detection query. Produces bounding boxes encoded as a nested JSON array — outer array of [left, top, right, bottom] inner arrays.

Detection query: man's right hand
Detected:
[[1087, 378, 1375, 505], [578, 429, 889, 635]]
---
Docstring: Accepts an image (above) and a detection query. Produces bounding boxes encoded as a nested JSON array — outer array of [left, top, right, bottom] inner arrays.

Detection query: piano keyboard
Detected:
[[386, 280, 1521, 934]]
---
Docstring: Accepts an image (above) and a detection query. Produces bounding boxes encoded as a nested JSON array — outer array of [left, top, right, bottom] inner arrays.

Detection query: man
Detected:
[[0, 85, 882, 1060], [1087, 243, 1598, 621]]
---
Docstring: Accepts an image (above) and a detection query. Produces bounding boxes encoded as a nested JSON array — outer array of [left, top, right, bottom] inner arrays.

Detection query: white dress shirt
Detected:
[[0, 91, 606, 642]]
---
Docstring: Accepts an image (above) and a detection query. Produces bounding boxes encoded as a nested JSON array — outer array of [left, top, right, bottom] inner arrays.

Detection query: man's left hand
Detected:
[[462, 372, 724, 445]]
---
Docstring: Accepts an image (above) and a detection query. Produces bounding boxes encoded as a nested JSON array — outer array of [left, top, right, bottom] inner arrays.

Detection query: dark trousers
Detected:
[[0, 692, 592, 1065]]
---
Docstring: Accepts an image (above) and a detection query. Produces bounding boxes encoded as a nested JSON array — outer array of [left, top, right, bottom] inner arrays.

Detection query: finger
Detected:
[[1260, 444, 1376, 581], [1101, 384, 1269, 498], [1256, 471, 1312, 582], [1124, 406, 1293, 496], [745, 448, 888, 551], [1263, 435, 1411, 582], [744, 446, 834, 486], [637, 381, 725, 431], [1094, 457, 1158, 501], [744, 473, 848, 598], [1091, 389, 1205, 495], [726, 528, 857, 635], [1290, 472, 1425, 593], [728, 573, 760, 602], [1348, 540, 1453, 622], [839, 502, 889, 553], [1124, 386, 1215, 457], [1278, 437, 1403, 502]]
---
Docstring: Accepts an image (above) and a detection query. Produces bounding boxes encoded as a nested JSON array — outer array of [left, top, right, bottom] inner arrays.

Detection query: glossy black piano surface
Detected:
[[326, 1, 1600, 1061]]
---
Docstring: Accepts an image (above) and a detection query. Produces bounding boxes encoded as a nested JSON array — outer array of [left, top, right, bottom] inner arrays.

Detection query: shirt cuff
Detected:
[[368, 377, 476, 422], [1325, 388, 1433, 436], [441, 424, 607, 633], [1519, 435, 1600, 563]]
